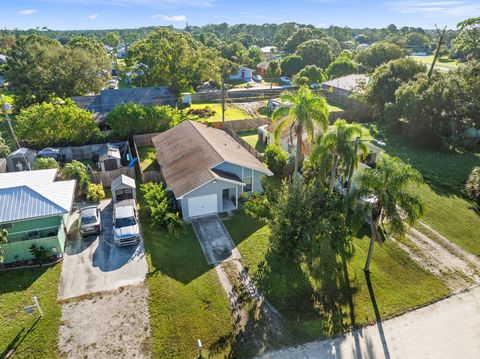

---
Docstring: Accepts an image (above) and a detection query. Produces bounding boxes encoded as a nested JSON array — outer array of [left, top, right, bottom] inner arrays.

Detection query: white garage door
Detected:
[[188, 194, 218, 217]]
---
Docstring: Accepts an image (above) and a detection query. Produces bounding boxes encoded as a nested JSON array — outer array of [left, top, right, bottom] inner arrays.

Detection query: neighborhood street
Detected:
[[260, 285, 480, 359]]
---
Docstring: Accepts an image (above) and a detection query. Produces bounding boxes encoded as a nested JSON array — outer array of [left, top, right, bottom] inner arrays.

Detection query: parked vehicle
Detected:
[[113, 200, 141, 246], [280, 76, 292, 83], [253, 74, 263, 82], [79, 205, 102, 236]]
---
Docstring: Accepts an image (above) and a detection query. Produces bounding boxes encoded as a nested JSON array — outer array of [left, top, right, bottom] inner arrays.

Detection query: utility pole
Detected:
[[221, 77, 225, 125], [0, 94, 20, 149], [428, 25, 447, 79]]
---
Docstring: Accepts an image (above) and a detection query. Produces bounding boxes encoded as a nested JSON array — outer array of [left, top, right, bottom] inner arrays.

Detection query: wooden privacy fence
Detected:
[[210, 118, 271, 131], [192, 87, 298, 103], [131, 133, 163, 184], [90, 167, 136, 187], [132, 133, 162, 148], [223, 126, 263, 160]]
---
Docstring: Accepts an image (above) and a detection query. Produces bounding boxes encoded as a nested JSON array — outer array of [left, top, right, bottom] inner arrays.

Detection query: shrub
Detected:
[[186, 106, 216, 118], [140, 182, 183, 229], [33, 157, 59, 170], [263, 145, 288, 178], [29, 244, 52, 264], [466, 167, 480, 205], [85, 183, 106, 202], [0, 134, 9, 157], [240, 192, 271, 223], [62, 160, 90, 195]]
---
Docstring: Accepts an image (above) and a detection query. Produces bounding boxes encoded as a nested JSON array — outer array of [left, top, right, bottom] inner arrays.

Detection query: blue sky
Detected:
[[1, 0, 479, 30]]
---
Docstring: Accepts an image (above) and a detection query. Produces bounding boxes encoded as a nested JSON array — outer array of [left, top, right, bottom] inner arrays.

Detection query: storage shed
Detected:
[[6, 148, 37, 172], [111, 174, 136, 203], [98, 144, 121, 172]]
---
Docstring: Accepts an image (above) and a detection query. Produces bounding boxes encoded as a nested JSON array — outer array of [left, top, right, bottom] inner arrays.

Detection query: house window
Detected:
[[1, 223, 13, 229], [244, 177, 252, 192]]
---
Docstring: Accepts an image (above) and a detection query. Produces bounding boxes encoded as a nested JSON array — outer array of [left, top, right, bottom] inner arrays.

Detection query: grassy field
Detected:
[[410, 55, 459, 69], [140, 207, 235, 358], [137, 145, 157, 172], [374, 128, 480, 256], [0, 265, 62, 358], [238, 130, 266, 153], [188, 103, 249, 122], [224, 211, 449, 343], [328, 102, 347, 112]]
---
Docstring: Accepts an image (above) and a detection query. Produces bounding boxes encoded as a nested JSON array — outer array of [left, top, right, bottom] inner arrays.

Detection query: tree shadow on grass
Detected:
[[0, 267, 49, 295]]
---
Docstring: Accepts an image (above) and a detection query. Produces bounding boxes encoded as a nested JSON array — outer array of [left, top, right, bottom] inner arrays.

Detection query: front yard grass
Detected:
[[137, 145, 157, 172], [0, 265, 62, 358], [224, 211, 450, 344], [238, 130, 266, 153], [374, 128, 480, 256], [187, 103, 249, 122], [140, 207, 234, 358]]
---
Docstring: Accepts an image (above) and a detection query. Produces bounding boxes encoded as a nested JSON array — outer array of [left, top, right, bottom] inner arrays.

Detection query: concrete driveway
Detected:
[[59, 200, 148, 300], [191, 214, 240, 265]]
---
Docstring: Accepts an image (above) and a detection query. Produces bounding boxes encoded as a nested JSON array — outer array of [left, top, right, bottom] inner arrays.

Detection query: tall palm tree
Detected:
[[311, 119, 367, 193], [272, 86, 329, 174], [347, 156, 425, 272]]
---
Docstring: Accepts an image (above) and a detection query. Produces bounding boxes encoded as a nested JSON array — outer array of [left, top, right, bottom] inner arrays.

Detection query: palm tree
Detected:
[[311, 119, 367, 193], [348, 156, 425, 272], [272, 86, 329, 174]]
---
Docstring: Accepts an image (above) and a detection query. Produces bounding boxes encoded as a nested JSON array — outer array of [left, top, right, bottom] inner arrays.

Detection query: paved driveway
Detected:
[[191, 214, 240, 265], [59, 200, 148, 300]]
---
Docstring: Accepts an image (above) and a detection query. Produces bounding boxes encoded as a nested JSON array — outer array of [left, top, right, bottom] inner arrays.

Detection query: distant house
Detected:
[[267, 98, 291, 112], [0, 169, 76, 264], [152, 120, 272, 219], [229, 66, 253, 81], [256, 61, 269, 76], [72, 87, 175, 125], [322, 74, 370, 97], [356, 43, 370, 51], [117, 46, 127, 59], [6, 148, 37, 172], [260, 46, 277, 60]]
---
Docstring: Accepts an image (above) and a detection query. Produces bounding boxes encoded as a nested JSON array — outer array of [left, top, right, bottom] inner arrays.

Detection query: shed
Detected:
[[98, 144, 121, 172], [229, 66, 253, 81], [6, 148, 37, 172], [111, 174, 136, 203]]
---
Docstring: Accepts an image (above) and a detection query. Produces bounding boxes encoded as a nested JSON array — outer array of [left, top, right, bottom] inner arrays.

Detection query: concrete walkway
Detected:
[[259, 285, 480, 359]]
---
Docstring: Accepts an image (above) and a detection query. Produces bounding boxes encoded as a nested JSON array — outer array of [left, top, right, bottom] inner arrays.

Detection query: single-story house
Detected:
[[152, 120, 273, 219], [111, 174, 136, 203], [6, 148, 37, 172], [229, 66, 253, 81], [322, 74, 370, 98], [256, 61, 269, 76], [71, 87, 175, 125], [0, 169, 76, 264]]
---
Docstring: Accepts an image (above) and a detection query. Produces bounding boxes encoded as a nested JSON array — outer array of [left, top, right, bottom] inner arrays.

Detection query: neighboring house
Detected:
[[111, 174, 136, 203], [322, 74, 370, 98], [152, 120, 273, 219], [117, 46, 127, 59], [0, 169, 76, 264], [229, 66, 253, 81], [256, 61, 269, 76], [261, 46, 277, 60], [6, 148, 37, 172], [267, 98, 291, 111], [71, 87, 175, 125], [356, 43, 370, 51]]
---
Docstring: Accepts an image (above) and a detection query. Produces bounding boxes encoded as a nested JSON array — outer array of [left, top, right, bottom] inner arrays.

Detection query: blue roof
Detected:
[[0, 186, 68, 223]]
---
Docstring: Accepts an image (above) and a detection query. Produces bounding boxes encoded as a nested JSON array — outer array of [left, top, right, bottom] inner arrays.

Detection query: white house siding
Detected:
[[180, 180, 243, 219]]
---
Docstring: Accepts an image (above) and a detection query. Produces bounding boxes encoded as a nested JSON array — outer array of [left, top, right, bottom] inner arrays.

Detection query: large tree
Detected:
[[280, 54, 304, 76], [284, 27, 315, 53], [272, 86, 329, 174], [128, 28, 224, 94], [6, 34, 109, 107], [293, 65, 327, 86], [295, 39, 335, 69], [452, 17, 480, 60], [355, 42, 404, 71], [326, 56, 358, 79], [366, 57, 426, 114], [15, 99, 101, 148], [348, 156, 425, 272]]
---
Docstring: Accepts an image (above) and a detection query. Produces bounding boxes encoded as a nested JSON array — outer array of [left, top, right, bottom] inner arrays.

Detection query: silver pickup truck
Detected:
[[113, 200, 141, 246]]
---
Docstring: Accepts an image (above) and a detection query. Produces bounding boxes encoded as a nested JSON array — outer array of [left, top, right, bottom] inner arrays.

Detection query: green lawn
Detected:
[[374, 129, 480, 256], [188, 103, 249, 122], [224, 212, 449, 343], [410, 55, 459, 69], [0, 265, 62, 358], [327, 102, 347, 112], [238, 130, 266, 153], [137, 145, 157, 172], [140, 206, 235, 358]]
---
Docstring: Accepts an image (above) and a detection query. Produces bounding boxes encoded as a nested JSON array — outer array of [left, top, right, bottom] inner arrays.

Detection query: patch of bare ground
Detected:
[[59, 284, 151, 359], [394, 222, 480, 292]]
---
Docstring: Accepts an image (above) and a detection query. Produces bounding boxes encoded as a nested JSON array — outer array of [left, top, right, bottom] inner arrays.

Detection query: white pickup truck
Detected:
[[113, 200, 141, 246]]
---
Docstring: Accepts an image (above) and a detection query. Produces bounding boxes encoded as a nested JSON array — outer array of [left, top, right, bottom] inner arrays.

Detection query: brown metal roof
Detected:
[[152, 121, 272, 198]]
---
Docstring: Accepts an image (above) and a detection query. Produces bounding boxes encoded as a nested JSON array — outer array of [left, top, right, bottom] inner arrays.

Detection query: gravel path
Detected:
[[259, 285, 480, 359], [59, 284, 151, 359]]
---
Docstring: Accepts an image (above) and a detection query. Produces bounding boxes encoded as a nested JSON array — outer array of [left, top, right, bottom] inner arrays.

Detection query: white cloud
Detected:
[[88, 13, 99, 20], [151, 14, 187, 21], [390, 0, 480, 16], [19, 9, 38, 15]]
